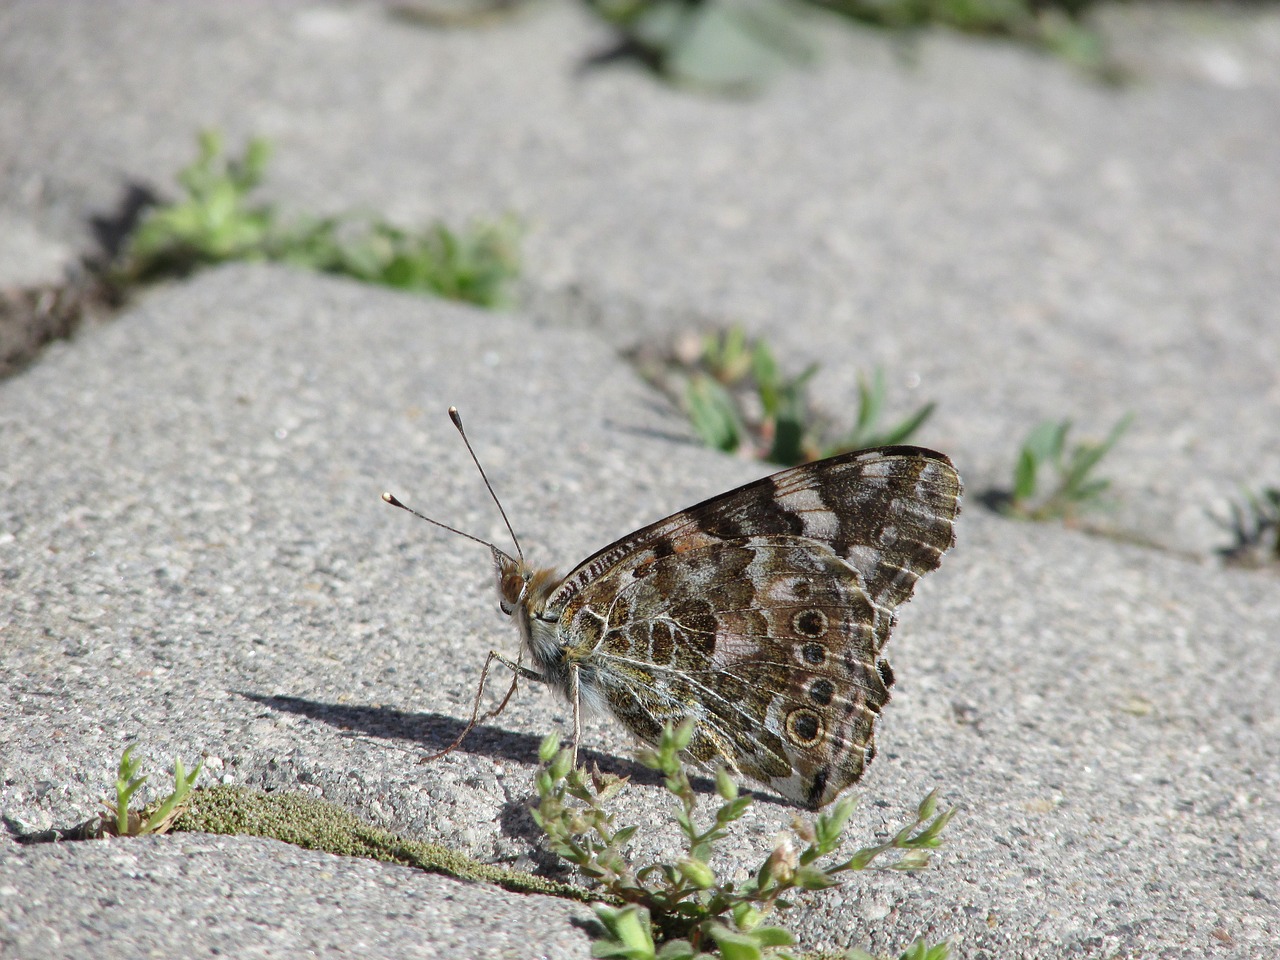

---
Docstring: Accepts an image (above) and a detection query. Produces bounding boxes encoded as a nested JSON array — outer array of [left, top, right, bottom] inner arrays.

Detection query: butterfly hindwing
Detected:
[[547, 446, 961, 808]]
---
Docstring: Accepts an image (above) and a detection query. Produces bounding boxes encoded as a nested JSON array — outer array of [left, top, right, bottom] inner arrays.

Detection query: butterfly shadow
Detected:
[[239, 691, 727, 797], [238, 692, 792, 856]]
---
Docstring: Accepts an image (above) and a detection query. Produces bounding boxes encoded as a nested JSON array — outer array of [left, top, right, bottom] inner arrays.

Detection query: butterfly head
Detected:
[[494, 549, 527, 615], [493, 547, 567, 675], [493, 548, 561, 619]]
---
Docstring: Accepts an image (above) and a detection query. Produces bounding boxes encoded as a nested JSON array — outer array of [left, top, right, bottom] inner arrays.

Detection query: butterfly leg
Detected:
[[567, 662, 583, 767], [419, 649, 545, 763]]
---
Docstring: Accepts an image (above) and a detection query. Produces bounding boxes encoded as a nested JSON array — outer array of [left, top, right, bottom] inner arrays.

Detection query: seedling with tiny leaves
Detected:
[[532, 722, 954, 960], [837, 367, 938, 454], [121, 129, 275, 281], [1005, 414, 1132, 521], [101, 743, 205, 838], [118, 130, 520, 307], [305, 217, 521, 307], [681, 327, 935, 466], [1213, 485, 1280, 568]]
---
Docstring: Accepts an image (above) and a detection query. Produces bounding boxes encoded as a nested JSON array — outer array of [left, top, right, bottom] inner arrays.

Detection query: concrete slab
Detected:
[[1, 1, 1278, 957], [0, 833, 591, 959], [2, 267, 1276, 958], [2, 1, 1277, 556]]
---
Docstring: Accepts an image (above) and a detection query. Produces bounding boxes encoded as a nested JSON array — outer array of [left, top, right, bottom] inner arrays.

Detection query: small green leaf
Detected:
[[1071, 477, 1110, 501], [748, 926, 795, 948], [549, 748, 575, 783], [1009, 414, 1131, 519], [655, 940, 698, 960], [715, 794, 753, 824], [829, 366, 934, 454], [889, 849, 931, 871], [114, 744, 147, 836], [669, 719, 696, 752], [539, 732, 562, 764], [916, 789, 938, 821], [592, 904, 656, 959], [678, 857, 716, 889], [916, 804, 959, 844], [752, 341, 782, 417], [813, 795, 857, 852], [732, 901, 763, 930], [704, 325, 752, 383], [706, 924, 764, 960], [768, 411, 807, 466], [138, 755, 204, 836], [1024, 420, 1067, 464], [686, 376, 743, 453], [1013, 449, 1042, 500], [793, 864, 838, 889], [898, 938, 950, 960], [873, 400, 936, 448], [854, 368, 884, 433], [646, 0, 817, 95], [715, 767, 738, 802], [240, 136, 272, 185]]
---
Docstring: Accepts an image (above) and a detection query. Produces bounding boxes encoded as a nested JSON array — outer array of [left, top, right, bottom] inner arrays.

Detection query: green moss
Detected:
[[174, 784, 592, 902]]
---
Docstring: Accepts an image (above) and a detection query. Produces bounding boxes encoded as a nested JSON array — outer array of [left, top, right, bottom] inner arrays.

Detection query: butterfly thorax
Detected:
[[493, 549, 575, 695]]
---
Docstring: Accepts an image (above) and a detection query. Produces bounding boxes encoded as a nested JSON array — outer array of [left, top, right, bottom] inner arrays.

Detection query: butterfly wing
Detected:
[[547, 446, 961, 809]]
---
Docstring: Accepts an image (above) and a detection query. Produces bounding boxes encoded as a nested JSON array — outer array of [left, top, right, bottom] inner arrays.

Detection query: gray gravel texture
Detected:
[[2, 2, 1278, 959], [1, 833, 591, 959]]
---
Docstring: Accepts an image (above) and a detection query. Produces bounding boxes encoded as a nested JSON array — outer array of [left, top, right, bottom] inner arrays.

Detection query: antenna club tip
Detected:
[[448, 406, 463, 428], [382, 491, 401, 506]]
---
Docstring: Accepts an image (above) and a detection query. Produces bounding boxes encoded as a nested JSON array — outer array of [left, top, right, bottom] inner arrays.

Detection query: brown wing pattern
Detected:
[[548, 446, 961, 808]]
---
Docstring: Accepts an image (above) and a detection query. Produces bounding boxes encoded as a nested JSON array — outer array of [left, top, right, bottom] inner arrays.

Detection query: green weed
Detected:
[[675, 327, 934, 465], [297, 217, 521, 307], [118, 131, 520, 307], [1004, 414, 1132, 521], [533, 721, 954, 959], [122, 130, 275, 280], [101, 743, 204, 838], [581, 0, 1115, 93], [1213, 486, 1280, 569]]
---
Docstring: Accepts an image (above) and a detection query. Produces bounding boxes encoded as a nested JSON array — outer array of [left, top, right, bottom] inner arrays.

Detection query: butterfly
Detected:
[[384, 408, 961, 809]]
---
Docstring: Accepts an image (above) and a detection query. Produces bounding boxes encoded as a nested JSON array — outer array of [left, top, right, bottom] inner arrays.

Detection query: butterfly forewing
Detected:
[[548, 446, 961, 808]]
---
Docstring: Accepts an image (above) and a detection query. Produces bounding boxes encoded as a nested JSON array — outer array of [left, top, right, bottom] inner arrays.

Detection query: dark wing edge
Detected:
[[549, 446, 961, 613]]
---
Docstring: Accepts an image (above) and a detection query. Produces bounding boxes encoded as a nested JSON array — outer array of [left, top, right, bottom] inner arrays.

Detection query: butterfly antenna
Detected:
[[448, 406, 525, 563], [380, 492, 512, 559]]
